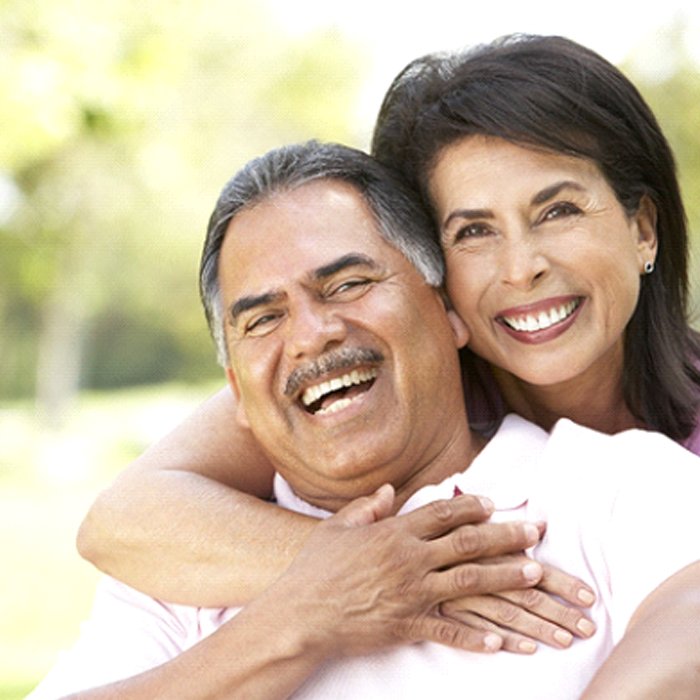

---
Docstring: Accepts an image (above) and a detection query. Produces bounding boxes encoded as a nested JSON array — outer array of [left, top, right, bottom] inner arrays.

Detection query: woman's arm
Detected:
[[78, 387, 596, 645], [581, 560, 700, 698], [44, 490, 541, 700], [77, 387, 306, 606]]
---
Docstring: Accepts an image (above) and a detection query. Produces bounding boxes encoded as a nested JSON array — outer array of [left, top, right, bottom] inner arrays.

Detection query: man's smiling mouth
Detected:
[[301, 368, 378, 416]]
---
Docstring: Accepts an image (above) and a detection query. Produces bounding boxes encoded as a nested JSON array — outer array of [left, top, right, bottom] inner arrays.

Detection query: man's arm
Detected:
[[581, 560, 700, 698]]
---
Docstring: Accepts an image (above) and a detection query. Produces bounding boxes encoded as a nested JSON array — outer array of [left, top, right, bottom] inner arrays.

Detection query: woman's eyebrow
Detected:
[[443, 208, 493, 229], [442, 181, 588, 229], [531, 180, 586, 205]]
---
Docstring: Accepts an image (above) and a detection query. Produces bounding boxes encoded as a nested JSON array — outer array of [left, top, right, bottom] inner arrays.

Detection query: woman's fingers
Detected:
[[442, 585, 596, 651], [406, 612, 504, 653], [498, 587, 596, 640], [437, 608, 539, 654], [537, 562, 597, 607]]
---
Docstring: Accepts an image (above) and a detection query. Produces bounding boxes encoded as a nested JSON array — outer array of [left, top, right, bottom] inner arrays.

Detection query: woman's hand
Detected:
[[441, 558, 597, 653]]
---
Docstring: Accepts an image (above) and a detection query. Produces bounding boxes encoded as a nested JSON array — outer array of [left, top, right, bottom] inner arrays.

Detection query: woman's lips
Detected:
[[496, 296, 584, 344]]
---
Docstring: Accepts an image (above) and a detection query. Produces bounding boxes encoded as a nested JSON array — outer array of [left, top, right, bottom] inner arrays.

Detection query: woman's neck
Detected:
[[491, 363, 643, 435]]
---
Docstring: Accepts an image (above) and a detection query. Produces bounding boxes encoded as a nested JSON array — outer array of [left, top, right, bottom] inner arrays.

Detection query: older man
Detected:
[[31, 142, 700, 699]]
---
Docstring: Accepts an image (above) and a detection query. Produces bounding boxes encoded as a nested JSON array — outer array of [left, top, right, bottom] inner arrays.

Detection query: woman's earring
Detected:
[[644, 261, 655, 274]]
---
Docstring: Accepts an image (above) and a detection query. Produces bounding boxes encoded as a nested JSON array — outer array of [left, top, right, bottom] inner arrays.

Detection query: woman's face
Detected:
[[429, 135, 657, 388]]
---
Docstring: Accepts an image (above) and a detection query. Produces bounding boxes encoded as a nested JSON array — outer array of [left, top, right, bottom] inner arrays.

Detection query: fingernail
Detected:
[[522, 562, 542, 582], [523, 523, 539, 542], [577, 618, 596, 637], [577, 588, 595, 606], [478, 496, 494, 511], [518, 639, 537, 654], [554, 629, 573, 647], [484, 633, 502, 652]]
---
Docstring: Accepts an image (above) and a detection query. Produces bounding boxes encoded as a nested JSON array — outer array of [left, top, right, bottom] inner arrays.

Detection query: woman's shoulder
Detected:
[[682, 413, 700, 456]]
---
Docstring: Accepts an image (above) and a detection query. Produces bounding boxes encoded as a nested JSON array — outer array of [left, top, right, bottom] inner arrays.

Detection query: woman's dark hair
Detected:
[[372, 33, 700, 441]]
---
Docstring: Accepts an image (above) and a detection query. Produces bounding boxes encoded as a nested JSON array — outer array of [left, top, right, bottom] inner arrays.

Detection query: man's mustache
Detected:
[[284, 347, 383, 397]]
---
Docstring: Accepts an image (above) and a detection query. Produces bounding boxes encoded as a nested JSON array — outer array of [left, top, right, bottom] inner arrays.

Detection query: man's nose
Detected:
[[283, 300, 347, 359]]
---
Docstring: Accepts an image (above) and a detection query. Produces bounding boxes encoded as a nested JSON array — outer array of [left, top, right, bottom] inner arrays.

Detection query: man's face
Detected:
[[220, 179, 467, 510]]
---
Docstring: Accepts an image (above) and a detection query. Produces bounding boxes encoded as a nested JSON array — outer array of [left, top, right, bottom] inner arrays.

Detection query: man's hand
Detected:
[[266, 484, 550, 656]]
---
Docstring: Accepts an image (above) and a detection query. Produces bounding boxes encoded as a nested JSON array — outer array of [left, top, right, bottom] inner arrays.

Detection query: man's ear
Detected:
[[225, 367, 250, 429], [635, 194, 658, 268], [447, 309, 470, 349]]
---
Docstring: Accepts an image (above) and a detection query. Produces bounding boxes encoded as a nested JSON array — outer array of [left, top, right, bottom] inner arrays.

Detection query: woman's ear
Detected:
[[635, 194, 658, 267], [447, 309, 470, 349], [225, 367, 250, 429]]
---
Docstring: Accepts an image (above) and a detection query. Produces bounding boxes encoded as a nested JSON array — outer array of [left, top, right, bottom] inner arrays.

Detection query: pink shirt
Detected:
[[28, 416, 700, 699]]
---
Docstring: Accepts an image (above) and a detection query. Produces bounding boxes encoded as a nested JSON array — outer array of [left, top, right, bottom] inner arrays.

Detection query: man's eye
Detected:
[[244, 313, 281, 335], [542, 202, 581, 222], [329, 278, 372, 297]]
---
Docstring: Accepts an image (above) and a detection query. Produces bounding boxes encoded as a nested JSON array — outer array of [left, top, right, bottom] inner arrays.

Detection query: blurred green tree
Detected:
[[0, 0, 366, 424], [624, 28, 700, 324]]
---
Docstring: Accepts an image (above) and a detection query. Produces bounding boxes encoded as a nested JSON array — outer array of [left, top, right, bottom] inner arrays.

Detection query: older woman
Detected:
[[77, 35, 700, 652], [371, 34, 700, 449]]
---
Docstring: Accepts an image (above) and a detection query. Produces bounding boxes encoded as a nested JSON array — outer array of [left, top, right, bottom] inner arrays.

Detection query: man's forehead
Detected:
[[221, 181, 399, 267], [218, 180, 412, 302]]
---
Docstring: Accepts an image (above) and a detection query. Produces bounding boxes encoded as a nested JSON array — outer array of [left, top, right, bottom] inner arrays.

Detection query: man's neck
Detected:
[[280, 415, 486, 515], [390, 427, 488, 511]]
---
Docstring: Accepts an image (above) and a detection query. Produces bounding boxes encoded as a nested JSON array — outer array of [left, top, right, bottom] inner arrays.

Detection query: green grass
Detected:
[[0, 381, 220, 698]]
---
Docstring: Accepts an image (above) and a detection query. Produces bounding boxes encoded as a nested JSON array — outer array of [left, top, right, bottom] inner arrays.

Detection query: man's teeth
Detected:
[[316, 397, 353, 416], [301, 368, 377, 408], [502, 299, 580, 332]]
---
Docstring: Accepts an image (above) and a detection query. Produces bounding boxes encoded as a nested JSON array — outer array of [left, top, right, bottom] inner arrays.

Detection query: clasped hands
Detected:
[[265, 484, 596, 658]]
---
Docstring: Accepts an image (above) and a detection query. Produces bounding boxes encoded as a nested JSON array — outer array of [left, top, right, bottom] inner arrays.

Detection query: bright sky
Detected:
[[263, 0, 700, 138]]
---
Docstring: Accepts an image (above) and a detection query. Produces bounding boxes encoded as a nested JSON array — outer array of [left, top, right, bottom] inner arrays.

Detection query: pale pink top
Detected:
[[28, 416, 700, 700]]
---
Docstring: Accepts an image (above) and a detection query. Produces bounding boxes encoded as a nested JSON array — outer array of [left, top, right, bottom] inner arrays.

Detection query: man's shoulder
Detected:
[[545, 418, 700, 485]]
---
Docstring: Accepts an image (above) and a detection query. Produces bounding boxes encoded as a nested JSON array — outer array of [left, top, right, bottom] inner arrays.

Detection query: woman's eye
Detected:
[[453, 223, 491, 242], [542, 202, 581, 221]]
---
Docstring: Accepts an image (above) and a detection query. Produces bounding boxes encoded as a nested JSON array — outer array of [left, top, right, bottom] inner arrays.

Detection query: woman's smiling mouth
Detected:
[[496, 296, 584, 341]]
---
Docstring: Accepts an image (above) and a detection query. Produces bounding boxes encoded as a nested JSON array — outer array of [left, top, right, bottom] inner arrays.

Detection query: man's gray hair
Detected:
[[200, 140, 444, 365]]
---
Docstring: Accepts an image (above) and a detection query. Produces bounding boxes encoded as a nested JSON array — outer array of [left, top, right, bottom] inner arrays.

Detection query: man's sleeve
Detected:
[[27, 577, 193, 699]]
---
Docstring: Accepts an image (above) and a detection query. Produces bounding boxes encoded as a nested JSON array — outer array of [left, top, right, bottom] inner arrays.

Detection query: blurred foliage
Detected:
[[1, 2, 699, 426], [0, 381, 221, 698], [0, 0, 367, 421], [623, 32, 700, 322]]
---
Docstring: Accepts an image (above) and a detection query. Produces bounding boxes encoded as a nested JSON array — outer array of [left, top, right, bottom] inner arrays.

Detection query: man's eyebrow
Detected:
[[229, 291, 284, 324], [227, 254, 377, 324], [312, 253, 379, 280]]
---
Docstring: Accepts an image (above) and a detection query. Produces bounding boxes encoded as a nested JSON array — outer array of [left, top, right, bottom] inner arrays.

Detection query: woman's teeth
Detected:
[[501, 299, 580, 332]]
